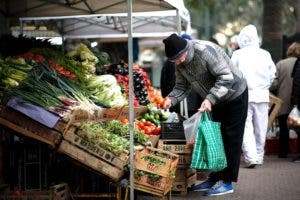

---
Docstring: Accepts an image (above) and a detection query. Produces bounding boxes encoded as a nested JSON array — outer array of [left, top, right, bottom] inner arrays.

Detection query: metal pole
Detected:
[[127, 0, 134, 199], [176, 9, 181, 34], [19, 20, 24, 36], [61, 34, 65, 52], [204, 7, 210, 39], [176, 9, 189, 118]]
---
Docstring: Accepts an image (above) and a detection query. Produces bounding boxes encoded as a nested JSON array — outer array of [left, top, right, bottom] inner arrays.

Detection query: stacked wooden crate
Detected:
[[133, 147, 179, 197], [0, 106, 62, 147], [58, 128, 128, 182], [157, 139, 196, 195]]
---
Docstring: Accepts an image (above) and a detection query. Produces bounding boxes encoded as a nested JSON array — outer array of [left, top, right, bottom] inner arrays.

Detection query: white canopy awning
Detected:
[[18, 10, 189, 39], [3, 0, 191, 39], [6, 0, 176, 16]]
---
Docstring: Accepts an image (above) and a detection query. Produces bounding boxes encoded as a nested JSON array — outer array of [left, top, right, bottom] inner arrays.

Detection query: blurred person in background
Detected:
[[290, 42, 300, 162], [231, 24, 276, 168], [229, 35, 239, 55], [271, 42, 300, 159], [162, 33, 248, 196]]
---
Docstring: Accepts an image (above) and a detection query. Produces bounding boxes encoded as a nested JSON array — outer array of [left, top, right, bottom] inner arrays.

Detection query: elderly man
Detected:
[[162, 33, 248, 196]]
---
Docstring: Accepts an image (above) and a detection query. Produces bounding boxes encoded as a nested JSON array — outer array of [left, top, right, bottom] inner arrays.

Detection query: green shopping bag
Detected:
[[191, 112, 227, 172]]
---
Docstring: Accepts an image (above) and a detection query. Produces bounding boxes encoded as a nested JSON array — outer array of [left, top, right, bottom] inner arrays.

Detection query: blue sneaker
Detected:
[[189, 179, 216, 192], [206, 181, 233, 196]]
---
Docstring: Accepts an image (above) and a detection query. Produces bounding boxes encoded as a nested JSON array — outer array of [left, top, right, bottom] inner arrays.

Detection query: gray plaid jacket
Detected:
[[168, 40, 247, 106]]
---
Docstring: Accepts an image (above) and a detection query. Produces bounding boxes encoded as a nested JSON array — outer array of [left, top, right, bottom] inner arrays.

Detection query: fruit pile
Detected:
[[135, 105, 170, 136]]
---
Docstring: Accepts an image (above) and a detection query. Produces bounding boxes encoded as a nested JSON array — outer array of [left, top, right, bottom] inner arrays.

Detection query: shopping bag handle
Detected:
[[201, 111, 212, 121]]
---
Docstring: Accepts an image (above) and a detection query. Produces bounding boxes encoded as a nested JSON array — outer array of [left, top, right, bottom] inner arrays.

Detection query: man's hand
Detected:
[[198, 99, 212, 112], [162, 97, 172, 110]]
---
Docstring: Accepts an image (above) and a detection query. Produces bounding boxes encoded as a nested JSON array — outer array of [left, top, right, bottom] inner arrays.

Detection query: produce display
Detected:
[[0, 36, 188, 198], [0, 38, 173, 166], [135, 105, 170, 136], [0, 58, 33, 99], [86, 75, 127, 108], [67, 43, 100, 74], [78, 120, 149, 156], [103, 62, 150, 106]]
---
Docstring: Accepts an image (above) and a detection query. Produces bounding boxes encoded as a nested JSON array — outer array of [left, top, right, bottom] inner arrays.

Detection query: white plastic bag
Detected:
[[287, 106, 300, 131], [183, 111, 202, 144]]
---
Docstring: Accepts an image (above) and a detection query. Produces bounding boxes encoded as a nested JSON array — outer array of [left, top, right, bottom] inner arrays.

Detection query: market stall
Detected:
[[0, 0, 193, 199]]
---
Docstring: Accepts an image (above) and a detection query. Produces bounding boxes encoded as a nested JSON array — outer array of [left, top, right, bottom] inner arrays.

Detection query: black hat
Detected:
[[163, 33, 188, 60]]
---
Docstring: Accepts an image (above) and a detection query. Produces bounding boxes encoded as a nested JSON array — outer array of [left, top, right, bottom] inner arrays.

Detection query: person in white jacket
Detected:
[[231, 24, 276, 168]]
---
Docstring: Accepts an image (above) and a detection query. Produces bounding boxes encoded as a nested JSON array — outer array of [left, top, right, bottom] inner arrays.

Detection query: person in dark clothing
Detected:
[[160, 60, 180, 113], [271, 42, 300, 158], [291, 54, 300, 162], [160, 60, 177, 97], [292, 58, 300, 108], [162, 33, 248, 196]]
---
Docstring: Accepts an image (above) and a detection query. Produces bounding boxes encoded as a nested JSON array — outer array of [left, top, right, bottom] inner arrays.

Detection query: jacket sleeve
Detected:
[[292, 59, 300, 100], [270, 61, 280, 93], [268, 54, 277, 87], [202, 46, 236, 105], [168, 67, 191, 106]]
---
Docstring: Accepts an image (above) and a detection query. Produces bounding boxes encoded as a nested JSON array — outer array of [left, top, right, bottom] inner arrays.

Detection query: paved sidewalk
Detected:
[[137, 155, 300, 200]]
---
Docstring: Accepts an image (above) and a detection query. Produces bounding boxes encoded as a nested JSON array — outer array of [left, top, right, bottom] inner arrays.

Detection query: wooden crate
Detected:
[[135, 147, 179, 177], [0, 106, 62, 147], [0, 183, 69, 200], [157, 139, 191, 154], [172, 169, 196, 194], [134, 147, 179, 195], [268, 94, 283, 130], [58, 140, 124, 181], [0, 191, 52, 200], [66, 106, 147, 123], [172, 181, 187, 194], [174, 169, 186, 181], [63, 130, 129, 170], [134, 174, 173, 196], [49, 183, 69, 200], [52, 119, 74, 133], [177, 154, 192, 167], [186, 173, 197, 187]]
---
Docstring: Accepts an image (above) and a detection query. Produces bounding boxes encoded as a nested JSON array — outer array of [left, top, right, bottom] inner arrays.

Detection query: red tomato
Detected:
[[144, 121, 153, 126], [137, 122, 145, 130], [144, 127, 152, 135], [152, 126, 161, 135]]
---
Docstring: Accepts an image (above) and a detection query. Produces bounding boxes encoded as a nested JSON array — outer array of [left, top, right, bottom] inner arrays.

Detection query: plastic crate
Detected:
[[160, 123, 185, 139]]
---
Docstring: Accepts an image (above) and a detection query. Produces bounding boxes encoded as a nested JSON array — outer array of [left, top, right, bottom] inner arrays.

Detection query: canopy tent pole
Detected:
[[127, 0, 134, 199], [176, 9, 181, 34], [60, 20, 66, 52], [19, 20, 24, 36], [176, 9, 188, 118]]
